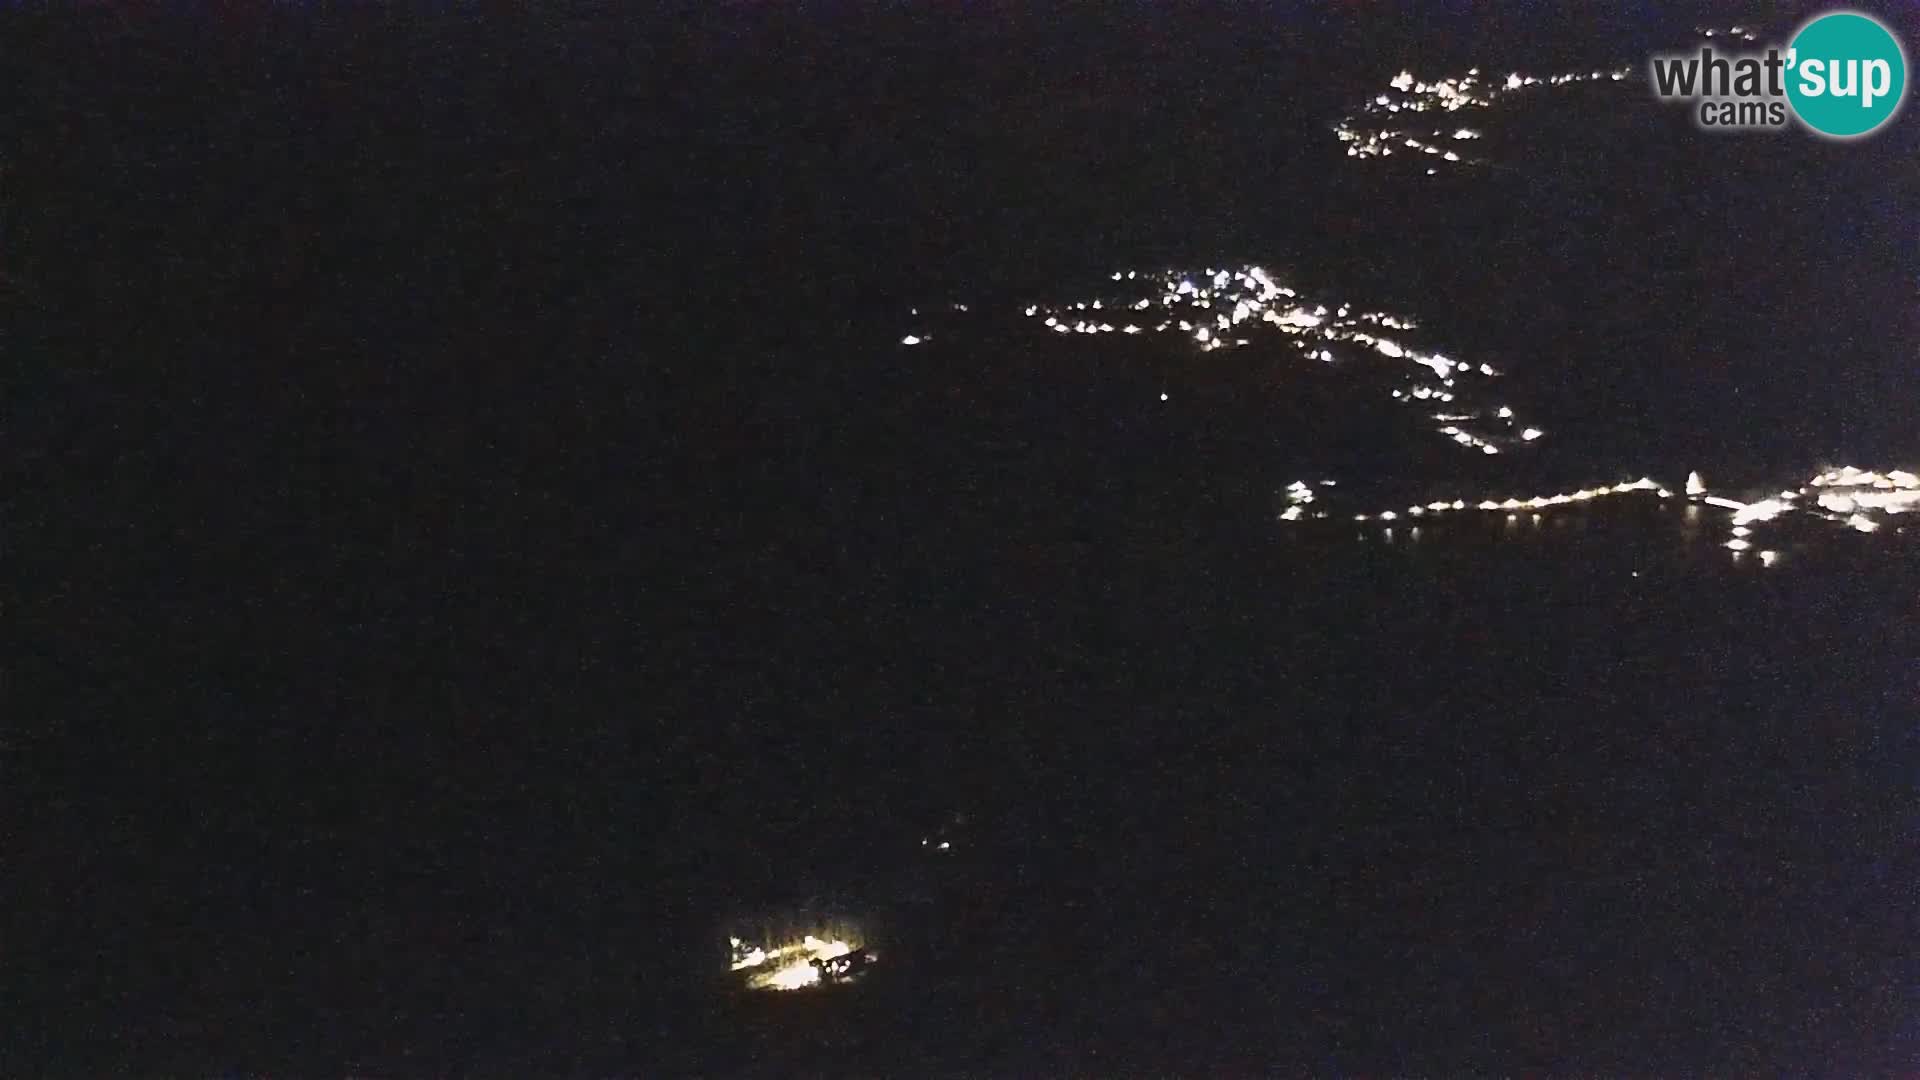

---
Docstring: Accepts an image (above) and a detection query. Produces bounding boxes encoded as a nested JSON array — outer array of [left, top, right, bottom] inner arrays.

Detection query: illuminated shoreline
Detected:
[[939, 264, 1546, 461], [1302, 467, 1916, 565]]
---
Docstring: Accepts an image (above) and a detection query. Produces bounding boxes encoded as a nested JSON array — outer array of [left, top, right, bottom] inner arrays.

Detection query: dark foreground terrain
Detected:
[[9, 3, 1919, 1075]]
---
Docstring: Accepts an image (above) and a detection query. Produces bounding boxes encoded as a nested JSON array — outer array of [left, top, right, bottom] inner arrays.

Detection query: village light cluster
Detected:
[[1687, 467, 1917, 556], [1009, 265, 1543, 458], [895, 275, 1912, 568], [729, 933, 861, 992], [1333, 64, 1633, 172]]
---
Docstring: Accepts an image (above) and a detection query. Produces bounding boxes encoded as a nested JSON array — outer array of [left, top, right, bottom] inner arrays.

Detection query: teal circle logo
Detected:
[[1785, 11, 1907, 138]]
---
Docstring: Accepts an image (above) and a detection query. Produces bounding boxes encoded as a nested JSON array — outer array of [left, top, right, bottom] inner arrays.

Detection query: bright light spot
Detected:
[[937, 841, 951, 851], [762, 963, 821, 990], [1686, 471, 1706, 496], [1731, 499, 1787, 527], [1847, 514, 1881, 534], [1520, 428, 1543, 441], [1725, 538, 1750, 551], [1760, 550, 1779, 567], [1497, 406, 1513, 419], [739, 935, 860, 992], [1390, 70, 1415, 92], [901, 335, 922, 346]]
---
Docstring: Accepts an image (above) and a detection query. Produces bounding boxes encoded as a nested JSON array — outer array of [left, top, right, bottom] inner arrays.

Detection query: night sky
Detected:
[[10, 2, 1919, 1075]]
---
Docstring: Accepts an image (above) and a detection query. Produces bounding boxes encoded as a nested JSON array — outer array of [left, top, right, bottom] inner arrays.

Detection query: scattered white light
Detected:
[[1520, 428, 1543, 441]]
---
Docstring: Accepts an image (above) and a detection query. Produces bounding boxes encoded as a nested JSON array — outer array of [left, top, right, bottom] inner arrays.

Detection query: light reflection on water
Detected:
[[1308, 497, 1817, 573]]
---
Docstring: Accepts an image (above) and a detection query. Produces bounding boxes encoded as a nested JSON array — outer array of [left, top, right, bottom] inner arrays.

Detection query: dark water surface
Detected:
[[10, 3, 1919, 1074]]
